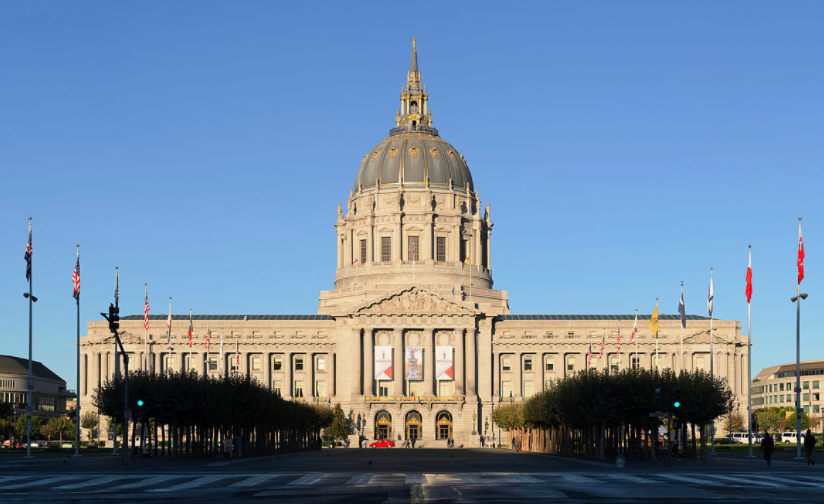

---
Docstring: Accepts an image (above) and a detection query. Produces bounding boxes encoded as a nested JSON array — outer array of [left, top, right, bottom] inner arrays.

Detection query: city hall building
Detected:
[[79, 40, 749, 446]]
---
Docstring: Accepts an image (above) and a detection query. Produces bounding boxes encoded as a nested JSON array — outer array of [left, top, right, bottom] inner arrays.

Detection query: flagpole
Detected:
[[709, 267, 716, 456], [144, 284, 148, 372], [25, 218, 34, 459], [189, 308, 193, 373], [75, 245, 80, 457], [746, 245, 755, 458], [634, 309, 638, 370], [655, 298, 659, 371], [112, 267, 119, 456], [794, 218, 803, 460], [680, 281, 684, 373]]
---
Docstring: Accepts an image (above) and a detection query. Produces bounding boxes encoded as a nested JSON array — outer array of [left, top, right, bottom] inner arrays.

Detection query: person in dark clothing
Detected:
[[411, 436, 416, 449], [761, 432, 775, 466], [804, 429, 817, 465]]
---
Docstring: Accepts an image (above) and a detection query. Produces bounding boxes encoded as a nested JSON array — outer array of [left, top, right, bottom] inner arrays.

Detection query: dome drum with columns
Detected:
[[77, 38, 748, 449]]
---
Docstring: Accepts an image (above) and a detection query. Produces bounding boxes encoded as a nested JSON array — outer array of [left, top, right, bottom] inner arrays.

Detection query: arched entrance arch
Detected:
[[436, 410, 453, 440], [375, 410, 392, 440], [405, 411, 422, 440]]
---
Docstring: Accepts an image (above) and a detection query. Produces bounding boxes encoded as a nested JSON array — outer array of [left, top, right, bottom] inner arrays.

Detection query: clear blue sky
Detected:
[[1, 2, 822, 391]]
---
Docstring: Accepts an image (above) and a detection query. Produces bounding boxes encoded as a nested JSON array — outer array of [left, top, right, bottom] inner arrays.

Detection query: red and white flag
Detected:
[[205, 329, 210, 351], [587, 343, 593, 368], [598, 332, 606, 359], [72, 248, 80, 301], [235, 339, 240, 370], [353, 255, 358, 265], [616, 328, 621, 355], [143, 286, 150, 331], [188, 311, 193, 349], [798, 224, 805, 284], [746, 251, 753, 303]]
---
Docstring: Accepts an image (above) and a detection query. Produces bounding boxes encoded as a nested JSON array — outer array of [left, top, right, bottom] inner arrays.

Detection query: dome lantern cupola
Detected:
[[394, 36, 433, 135]]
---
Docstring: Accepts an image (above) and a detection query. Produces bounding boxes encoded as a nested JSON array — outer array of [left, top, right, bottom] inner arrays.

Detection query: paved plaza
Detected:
[[1, 448, 823, 503]]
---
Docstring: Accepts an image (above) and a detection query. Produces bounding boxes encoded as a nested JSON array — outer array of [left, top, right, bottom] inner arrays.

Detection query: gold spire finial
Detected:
[[413, 36, 416, 50]]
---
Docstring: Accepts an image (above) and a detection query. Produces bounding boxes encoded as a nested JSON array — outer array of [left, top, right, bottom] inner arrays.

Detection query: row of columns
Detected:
[[355, 328, 477, 398]]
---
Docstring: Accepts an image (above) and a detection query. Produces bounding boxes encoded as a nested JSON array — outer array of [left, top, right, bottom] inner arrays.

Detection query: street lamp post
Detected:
[[791, 290, 808, 460]]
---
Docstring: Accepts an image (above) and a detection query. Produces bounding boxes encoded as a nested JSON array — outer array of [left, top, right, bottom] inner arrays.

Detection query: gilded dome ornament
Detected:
[[430, 147, 439, 159], [409, 147, 419, 160]]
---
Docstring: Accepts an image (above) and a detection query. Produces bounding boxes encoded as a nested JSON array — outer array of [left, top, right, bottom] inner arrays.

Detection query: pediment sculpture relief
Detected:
[[356, 287, 472, 315]]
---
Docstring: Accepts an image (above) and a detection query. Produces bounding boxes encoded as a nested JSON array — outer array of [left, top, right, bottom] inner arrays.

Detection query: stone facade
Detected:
[[78, 39, 749, 447]]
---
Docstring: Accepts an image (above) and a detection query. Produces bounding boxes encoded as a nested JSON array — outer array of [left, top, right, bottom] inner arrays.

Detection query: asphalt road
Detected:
[[1, 448, 822, 503]]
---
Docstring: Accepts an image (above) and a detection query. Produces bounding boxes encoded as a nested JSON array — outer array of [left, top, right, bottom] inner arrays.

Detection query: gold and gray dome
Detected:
[[353, 37, 474, 193]]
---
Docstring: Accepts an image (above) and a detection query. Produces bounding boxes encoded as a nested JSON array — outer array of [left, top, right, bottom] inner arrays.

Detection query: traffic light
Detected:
[[108, 303, 120, 334], [654, 388, 662, 408], [672, 387, 681, 409], [136, 387, 145, 409]]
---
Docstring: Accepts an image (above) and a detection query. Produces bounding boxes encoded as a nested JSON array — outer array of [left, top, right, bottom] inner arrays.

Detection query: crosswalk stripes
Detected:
[[150, 475, 231, 492], [458, 475, 485, 484], [1, 476, 75, 491], [287, 474, 324, 486], [406, 475, 428, 484], [55, 476, 121, 490], [109, 475, 179, 490], [560, 474, 602, 484], [511, 475, 542, 483], [656, 474, 720, 485], [230, 474, 280, 487], [605, 474, 655, 484], [346, 474, 374, 485], [707, 474, 784, 487]]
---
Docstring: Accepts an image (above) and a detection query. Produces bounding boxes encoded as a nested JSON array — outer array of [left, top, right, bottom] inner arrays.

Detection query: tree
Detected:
[[724, 411, 746, 435], [0, 402, 14, 420], [810, 415, 821, 432], [80, 411, 99, 442], [786, 412, 812, 432], [40, 419, 57, 441], [326, 404, 350, 445], [15, 414, 42, 439], [0, 419, 12, 439], [756, 409, 783, 434]]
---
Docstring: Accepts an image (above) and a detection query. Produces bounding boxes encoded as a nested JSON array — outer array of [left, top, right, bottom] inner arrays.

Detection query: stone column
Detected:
[[351, 329, 361, 396], [466, 328, 477, 398], [310, 352, 316, 398], [539, 353, 545, 391], [474, 221, 482, 267], [336, 233, 342, 269], [393, 329, 403, 395], [284, 351, 293, 399], [514, 351, 522, 398], [394, 220, 402, 261], [455, 331, 465, 396], [264, 352, 271, 390], [364, 329, 374, 395], [733, 351, 741, 396], [492, 351, 499, 397], [91, 352, 99, 393], [423, 328, 434, 396], [487, 229, 492, 270], [329, 352, 336, 397], [424, 214, 433, 263]]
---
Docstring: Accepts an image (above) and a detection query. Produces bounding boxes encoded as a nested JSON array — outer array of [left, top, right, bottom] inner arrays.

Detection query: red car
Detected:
[[369, 439, 395, 448]]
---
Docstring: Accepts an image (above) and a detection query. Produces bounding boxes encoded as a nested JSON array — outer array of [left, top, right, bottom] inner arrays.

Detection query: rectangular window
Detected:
[[360, 239, 367, 264], [780, 383, 785, 391], [251, 355, 261, 372], [294, 380, 304, 398], [567, 357, 576, 372], [609, 355, 619, 373], [631, 356, 640, 369], [316, 380, 327, 398], [804, 381, 810, 390], [524, 357, 532, 371], [788, 394, 793, 402], [409, 381, 422, 397], [378, 382, 389, 397], [163, 355, 176, 373], [523, 380, 534, 398], [696, 356, 706, 371], [815, 393, 821, 401], [814, 381, 820, 389], [501, 380, 512, 399], [438, 381, 451, 397], [815, 405, 821, 414], [272, 379, 282, 396], [768, 384, 773, 392], [317, 357, 326, 371], [436, 237, 446, 262], [208, 357, 218, 371], [545, 357, 554, 371], [295, 357, 304, 371], [273, 356, 282, 371], [461, 239, 469, 263], [408, 236, 419, 261], [502, 356, 511, 371], [381, 236, 392, 262]]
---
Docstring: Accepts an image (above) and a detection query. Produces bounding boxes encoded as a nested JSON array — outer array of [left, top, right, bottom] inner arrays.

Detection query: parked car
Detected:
[[369, 439, 395, 448], [782, 431, 804, 444], [1, 440, 11, 448]]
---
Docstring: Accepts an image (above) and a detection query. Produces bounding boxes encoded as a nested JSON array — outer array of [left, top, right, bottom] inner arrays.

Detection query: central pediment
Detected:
[[681, 329, 731, 345], [352, 286, 479, 317]]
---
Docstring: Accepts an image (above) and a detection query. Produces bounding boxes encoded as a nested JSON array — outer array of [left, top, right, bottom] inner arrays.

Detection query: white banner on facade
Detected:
[[374, 346, 393, 380], [436, 346, 453, 381], [405, 346, 423, 380]]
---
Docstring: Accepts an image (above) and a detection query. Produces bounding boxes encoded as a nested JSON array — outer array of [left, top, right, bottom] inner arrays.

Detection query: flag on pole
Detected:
[[220, 333, 224, 372], [143, 287, 150, 331], [205, 329, 210, 351], [587, 343, 593, 368], [631, 313, 637, 345], [598, 331, 606, 359], [166, 299, 173, 352], [235, 339, 240, 370], [707, 274, 714, 317], [188, 312, 193, 348], [25, 221, 32, 281], [464, 254, 470, 264], [616, 328, 621, 355], [352, 255, 358, 264], [746, 252, 753, 303], [72, 249, 80, 301], [114, 269, 119, 308], [648, 302, 659, 336], [798, 224, 805, 284], [678, 287, 686, 329]]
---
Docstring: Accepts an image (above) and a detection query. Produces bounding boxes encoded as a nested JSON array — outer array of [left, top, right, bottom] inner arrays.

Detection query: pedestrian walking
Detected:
[[804, 429, 817, 465], [411, 436, 416, 449], [761, 432, 774, 466], [480, 436, 484, 448]]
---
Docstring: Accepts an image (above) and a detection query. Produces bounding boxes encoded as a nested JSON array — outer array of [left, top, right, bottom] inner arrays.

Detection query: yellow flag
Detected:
[[648, 302, 659, 336], [464, 254, 471, 264]]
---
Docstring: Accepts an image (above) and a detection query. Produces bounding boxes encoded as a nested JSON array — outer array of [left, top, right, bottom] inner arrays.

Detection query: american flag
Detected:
[[188, 311, 193, 348], [598, 332, 606, 359], [25, 222, 32, 281], [235, 339, 240, 370], [587, 343, 592, 368], [166, 299, 173, 353], [631, 312, 638, 345], [205, 329, 210, 351], [143, 287, 150, 331], [616, 328, 621, 355], [72, 248, 80, 301]]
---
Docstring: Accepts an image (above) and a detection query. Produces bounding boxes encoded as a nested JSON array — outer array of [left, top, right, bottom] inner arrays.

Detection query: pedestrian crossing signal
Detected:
[[673, 387, 681, 409], [137, 400, 144, 407]]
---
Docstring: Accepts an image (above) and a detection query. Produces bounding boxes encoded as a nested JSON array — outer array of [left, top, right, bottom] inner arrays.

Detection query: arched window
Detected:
[[375, 410, 392, 440], [405, 410, 422, 440], [436, 410, 453, 440]]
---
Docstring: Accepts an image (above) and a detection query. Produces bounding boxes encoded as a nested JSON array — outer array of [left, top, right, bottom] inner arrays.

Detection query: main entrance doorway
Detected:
[[375, 410, 392, 439], [436, 411, 453, 440], [405, 411, 422, 440]]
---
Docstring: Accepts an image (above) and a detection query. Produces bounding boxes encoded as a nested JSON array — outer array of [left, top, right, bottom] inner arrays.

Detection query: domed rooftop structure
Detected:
[[353, 37, 474, 193]]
